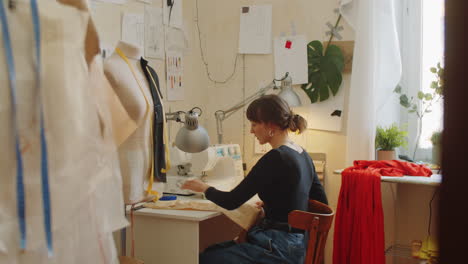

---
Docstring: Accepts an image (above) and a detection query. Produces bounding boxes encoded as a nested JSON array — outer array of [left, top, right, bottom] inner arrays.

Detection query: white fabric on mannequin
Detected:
[[0, 1, 127, 263], [104, 41, 155, 204]]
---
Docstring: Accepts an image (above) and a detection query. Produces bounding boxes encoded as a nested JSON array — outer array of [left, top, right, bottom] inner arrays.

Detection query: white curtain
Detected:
[[340, 0, 402, 164]]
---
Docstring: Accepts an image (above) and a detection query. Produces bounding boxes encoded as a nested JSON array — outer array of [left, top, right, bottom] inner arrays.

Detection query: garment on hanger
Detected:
[[140, 58, 167, 182], [0, 1, 126, 263], [333, 160, 432, 264]]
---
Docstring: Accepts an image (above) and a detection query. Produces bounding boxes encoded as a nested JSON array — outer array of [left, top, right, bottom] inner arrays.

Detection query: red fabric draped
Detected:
[[333, 160, 432, 264]]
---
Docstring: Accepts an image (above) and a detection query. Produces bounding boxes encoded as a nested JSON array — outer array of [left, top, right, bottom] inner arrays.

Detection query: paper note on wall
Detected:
[[166, 51, 184, 101], [274, 35, 308, 85], [238, 5, 272, 54], [298, 82, 346, 132], [163, 0, 183, 29], [165, 27, 188, 53], [144, 6, 164, 59], [122, 13, 144, 49]]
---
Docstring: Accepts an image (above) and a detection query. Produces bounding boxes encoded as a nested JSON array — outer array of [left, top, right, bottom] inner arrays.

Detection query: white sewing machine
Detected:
[[164, 144, 244, 195]]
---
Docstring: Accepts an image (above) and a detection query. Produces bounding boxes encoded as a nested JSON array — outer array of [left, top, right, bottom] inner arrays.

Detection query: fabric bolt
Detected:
[[333, 160, 432, 264], [140, 57, 167, 182], [0, 1, 127, 263]]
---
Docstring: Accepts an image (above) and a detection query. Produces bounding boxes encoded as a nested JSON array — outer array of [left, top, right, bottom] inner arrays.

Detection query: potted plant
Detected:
[[394, 62, 444, 160], [375, 124, 408, 160], [430, 131, 442, 165]]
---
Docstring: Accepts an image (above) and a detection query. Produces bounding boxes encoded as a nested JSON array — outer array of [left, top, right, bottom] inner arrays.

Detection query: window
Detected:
[[420, 0, 444, 149], [398, 0, 445, 161]]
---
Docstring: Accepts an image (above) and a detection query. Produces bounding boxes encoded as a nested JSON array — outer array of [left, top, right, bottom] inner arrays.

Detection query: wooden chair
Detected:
[[288, 200, 335, 264]]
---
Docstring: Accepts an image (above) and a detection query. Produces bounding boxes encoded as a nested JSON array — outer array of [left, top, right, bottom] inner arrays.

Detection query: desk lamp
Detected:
[[214, 72, 301, 144], [166, 107, 210, 153]]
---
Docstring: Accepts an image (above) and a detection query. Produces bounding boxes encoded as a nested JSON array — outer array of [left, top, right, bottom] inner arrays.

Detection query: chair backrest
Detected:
[[288, 200, 335, 264]]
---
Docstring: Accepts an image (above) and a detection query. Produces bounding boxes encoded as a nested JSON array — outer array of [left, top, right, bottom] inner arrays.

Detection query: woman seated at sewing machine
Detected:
[[182, 94, 328, 264]]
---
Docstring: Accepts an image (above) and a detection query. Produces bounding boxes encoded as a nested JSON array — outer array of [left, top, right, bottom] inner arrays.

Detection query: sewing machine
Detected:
[[164, 144, 244, 195]]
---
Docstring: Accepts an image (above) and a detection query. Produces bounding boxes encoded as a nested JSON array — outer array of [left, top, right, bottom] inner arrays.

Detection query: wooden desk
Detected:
[[121, 206, 243, 264]]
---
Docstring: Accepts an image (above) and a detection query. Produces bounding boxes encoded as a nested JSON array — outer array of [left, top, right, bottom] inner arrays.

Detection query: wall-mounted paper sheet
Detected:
[[163, 0, 183, 29], [298, 83, 346, 132], [165, 27, 188, 53], [274, 35, 308, 85], [122, 13, 144, 49], [166, 51, 184, 101], [144, 6, 164, 59], [137, 0, 152, 4], [238, 5, 272, 54]]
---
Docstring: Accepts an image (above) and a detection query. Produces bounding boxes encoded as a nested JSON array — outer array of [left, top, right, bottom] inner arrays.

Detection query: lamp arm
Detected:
[[214, 82, 277, 144], [166, 107, 203, 123], [213, 72, 291, 144], [165, 111, 185, 123]]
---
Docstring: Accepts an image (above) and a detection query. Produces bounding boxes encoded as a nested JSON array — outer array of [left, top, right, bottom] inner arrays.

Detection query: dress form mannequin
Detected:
[[104, 41, 157, 204], [0, 1, 127, 263]]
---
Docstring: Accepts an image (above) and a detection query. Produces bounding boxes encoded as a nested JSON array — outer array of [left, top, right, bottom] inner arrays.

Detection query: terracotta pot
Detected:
[[377, 150, 396, 161]]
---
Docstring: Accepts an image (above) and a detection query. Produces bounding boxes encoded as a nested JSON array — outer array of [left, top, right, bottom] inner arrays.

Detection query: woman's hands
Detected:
[[181, 178, 210, 193]]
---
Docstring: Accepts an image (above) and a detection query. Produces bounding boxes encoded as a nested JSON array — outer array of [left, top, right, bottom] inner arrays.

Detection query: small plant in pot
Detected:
[[375, 124, 408, 160]]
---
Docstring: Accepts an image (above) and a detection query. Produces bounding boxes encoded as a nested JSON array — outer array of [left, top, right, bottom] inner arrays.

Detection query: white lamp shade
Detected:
[[278, 88, 301, 107], [175, 125, 210, 153]]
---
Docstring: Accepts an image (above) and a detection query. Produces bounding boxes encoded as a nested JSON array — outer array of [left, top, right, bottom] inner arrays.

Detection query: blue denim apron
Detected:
[[200, 225, 306, 264]]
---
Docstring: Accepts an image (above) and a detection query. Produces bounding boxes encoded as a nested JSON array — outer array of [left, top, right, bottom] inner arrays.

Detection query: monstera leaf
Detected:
[[301, 41, 344, 103]]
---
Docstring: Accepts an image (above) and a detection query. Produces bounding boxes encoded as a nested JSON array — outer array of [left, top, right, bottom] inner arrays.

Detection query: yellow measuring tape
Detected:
[[115, 48, 160, 201]]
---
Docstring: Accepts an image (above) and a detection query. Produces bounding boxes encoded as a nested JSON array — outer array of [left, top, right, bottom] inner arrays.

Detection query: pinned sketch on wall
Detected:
[[163, 0, 183, 29], [144, 6, 164, 59], [165, 27, 189, 53], [238, 5, 272, 54], [273, 35, 308, 85], [122, 13, 144, 49], [298, 83, 346, 132], [166, 51, 184, 101]]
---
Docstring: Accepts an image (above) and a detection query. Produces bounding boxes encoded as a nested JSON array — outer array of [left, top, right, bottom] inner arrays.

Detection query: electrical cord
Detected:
[[195, 0, 239, 84], [428, 188, 439, 236]]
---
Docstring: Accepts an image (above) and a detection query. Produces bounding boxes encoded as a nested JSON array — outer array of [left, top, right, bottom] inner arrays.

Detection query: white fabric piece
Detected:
[[339, 0, 402, 164], [144, 197, 261, 231], [0, 1, 127, 262]]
